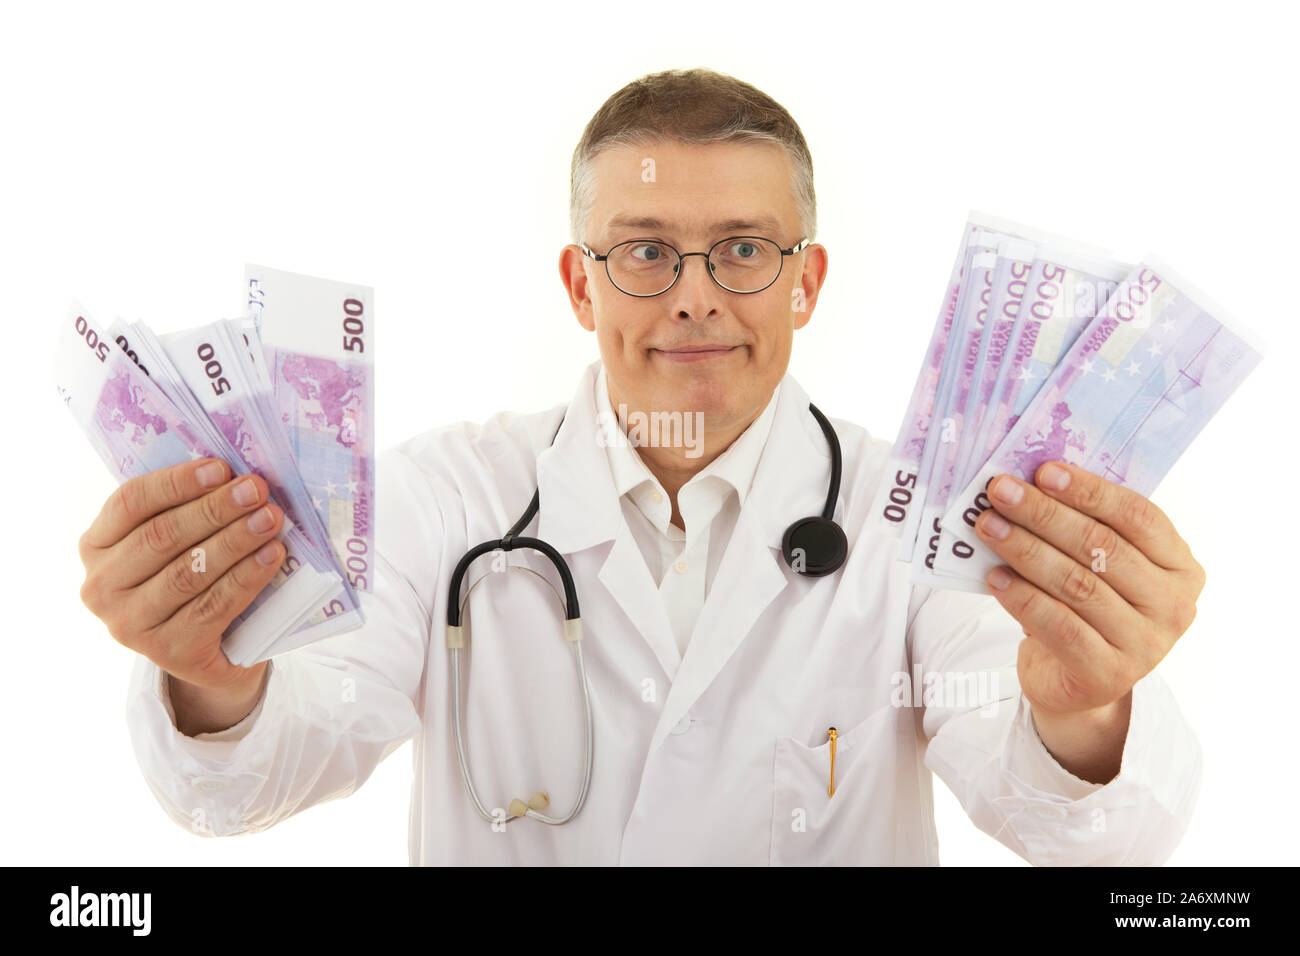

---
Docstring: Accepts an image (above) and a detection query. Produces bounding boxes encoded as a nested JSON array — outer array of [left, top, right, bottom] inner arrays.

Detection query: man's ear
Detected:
[[559, 244, 596, 332], [791, 242, 828, 331]]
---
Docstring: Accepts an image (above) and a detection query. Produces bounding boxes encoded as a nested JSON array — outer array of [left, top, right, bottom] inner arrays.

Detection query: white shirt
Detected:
[[595, 363, 780, 656], [127, 357, 1203, 865]]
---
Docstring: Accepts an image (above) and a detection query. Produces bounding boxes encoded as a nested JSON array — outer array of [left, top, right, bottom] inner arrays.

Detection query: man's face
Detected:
[[560, 139, 827, 439]]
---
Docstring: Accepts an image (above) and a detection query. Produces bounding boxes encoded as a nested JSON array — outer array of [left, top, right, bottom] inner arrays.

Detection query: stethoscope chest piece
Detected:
[[781, 515, 848, 577]]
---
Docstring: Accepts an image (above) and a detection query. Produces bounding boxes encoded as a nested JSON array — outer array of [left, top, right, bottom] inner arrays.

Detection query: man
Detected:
[[77, 67, 1203, 864]]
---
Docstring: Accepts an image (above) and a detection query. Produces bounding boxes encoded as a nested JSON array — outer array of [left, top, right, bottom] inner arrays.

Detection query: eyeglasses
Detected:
[[580, 235, 810, 297]]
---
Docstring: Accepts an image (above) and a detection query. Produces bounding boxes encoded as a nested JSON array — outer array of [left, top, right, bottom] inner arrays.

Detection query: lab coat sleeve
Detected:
[[123, 448, 439, 837], [908, 586, 1203, 865]]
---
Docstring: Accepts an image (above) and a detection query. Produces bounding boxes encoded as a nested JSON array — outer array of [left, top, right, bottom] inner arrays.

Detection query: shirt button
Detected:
[[193, 776, 229, 792], [651, 489, 663, 503], [674, 560, 688, 573], [671, 713, 693, 735]]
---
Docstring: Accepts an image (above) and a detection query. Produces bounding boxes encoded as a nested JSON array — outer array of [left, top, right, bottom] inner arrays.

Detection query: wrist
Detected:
[[1029, 692, 1133, 784], [167, 662, 270, 737]]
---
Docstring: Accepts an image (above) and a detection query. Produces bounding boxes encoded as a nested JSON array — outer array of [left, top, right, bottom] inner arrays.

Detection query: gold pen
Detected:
[[827, 726, 838, 797]]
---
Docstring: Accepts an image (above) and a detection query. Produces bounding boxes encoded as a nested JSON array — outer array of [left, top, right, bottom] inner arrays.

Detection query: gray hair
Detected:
[[569, 68, 817, 246]]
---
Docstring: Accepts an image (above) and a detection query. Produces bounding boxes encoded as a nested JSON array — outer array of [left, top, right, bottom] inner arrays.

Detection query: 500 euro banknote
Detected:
[[937, 257, 1265, 586], [245, 264, 375, 598], [963, 249, 1129, 482], [911, 239, 1038, 585], [908, 242, 1030, 581]]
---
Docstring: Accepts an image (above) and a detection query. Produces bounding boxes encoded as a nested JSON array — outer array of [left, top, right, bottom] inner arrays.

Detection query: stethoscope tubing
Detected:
[[448, 399, 840, 826]]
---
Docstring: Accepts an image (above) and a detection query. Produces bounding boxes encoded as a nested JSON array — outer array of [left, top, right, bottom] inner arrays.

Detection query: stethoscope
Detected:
[[445, 401, 847, 826]]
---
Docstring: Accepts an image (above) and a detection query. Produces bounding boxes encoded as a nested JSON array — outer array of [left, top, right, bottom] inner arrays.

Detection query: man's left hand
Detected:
[[975, 460, 1205, 734]]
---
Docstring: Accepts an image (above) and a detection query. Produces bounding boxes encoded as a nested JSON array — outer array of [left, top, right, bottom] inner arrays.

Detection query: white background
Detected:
[[2, 0, 1295, 866]]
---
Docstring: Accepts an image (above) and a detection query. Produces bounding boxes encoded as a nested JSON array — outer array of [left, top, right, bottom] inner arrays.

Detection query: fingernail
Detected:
[[255, 541, 281, 566], [979, 511, 1011, 540], [992, 477, 1023, 505], [232, 478, 259, 507], [196, 461, 225, 487], [1039, 463, 1070, 491], [246, 506, 275, 534], [988, 567, 1012, 590]]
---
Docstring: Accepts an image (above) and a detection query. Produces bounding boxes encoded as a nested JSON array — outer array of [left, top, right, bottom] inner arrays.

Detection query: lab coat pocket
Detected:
[[769, 703, 909, 865]]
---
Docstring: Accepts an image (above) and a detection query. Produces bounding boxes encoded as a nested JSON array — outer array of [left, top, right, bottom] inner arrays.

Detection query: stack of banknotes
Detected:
[[869, 212, 1265, 592], [55, 265, 374, 665]]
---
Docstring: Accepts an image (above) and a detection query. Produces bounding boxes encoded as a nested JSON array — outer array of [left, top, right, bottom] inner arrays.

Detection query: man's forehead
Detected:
[[587, 140, 797, 241]]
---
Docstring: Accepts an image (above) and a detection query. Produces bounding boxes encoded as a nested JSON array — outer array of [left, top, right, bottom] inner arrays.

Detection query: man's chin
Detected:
[[661, 376, 743, 421]]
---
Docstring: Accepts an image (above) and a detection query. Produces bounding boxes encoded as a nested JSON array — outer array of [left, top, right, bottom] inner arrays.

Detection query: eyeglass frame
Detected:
[[579, 234, 811, 297]]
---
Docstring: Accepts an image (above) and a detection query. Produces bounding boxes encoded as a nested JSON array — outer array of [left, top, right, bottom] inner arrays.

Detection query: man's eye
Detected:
[[631, 244, 667, 261], [727, 241, 758, 259]]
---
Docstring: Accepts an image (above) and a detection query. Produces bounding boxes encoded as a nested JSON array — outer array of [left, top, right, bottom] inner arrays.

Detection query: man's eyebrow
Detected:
[[604, 215, 786, 237]]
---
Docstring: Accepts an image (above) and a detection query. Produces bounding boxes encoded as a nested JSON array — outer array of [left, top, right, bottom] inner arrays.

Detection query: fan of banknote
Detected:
[[55, 265, 374, 665], [869, 212, 1265, 591]]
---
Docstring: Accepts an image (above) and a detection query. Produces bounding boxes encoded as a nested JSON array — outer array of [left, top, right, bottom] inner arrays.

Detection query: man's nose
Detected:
[[670, 252, 725, 304]]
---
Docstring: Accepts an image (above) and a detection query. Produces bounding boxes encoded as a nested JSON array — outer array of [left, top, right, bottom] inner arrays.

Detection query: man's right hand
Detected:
[[78, 458, 287, 731]]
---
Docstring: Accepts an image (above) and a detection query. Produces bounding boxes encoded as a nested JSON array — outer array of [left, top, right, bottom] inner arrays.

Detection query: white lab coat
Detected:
[[125, 358, 1203, 865]]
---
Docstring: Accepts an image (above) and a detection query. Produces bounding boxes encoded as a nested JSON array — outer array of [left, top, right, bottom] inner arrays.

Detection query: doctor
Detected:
[[78, 68, 1204, 865]]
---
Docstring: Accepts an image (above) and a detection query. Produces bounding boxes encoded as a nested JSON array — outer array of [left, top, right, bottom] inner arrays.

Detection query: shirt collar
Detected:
[[537, 358, 830, 557], [595, 362, 782, 508]]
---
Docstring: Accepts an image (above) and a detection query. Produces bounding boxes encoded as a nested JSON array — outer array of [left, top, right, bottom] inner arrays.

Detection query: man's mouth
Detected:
[[652, 345, 742, 363]]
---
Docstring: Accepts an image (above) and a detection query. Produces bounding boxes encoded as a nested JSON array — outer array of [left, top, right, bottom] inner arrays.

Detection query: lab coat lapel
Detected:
[[597, 530, 681, 678], [536, 360, 681, 677], [648, 372, 835, 753]]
